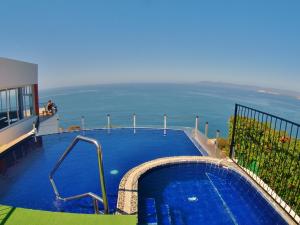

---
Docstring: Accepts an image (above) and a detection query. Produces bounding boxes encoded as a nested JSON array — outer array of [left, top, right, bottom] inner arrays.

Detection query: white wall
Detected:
[[0, 57, 38, 90], [0, 116, 36, 146], [0, 58, 38, 148]]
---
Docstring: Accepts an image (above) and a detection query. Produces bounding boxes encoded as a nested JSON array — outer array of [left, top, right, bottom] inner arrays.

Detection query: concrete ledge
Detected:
[[0, 116, 37, 148], [116, 156, 296, 225], [192, 129, 223, 158], [0, 130, 34, 154]]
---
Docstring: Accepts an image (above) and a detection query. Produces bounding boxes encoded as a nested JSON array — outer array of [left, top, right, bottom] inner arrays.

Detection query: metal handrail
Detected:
[[49, 135, 109, 214], [229, 104, 300, 223]]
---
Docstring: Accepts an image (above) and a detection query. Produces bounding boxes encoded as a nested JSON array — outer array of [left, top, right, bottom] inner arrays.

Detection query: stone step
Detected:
[[144, 198, 158, 225], [160, 204, 172, 225]]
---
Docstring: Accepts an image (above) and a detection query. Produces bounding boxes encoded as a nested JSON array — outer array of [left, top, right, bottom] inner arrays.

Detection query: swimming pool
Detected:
[[0, 128, 201, 213], [138, 163, 288, 225]]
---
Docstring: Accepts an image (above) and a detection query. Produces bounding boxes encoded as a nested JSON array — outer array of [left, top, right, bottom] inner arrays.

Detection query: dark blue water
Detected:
[[0, 128, 201, 213], [139, 163, 287, 225], [40, 83, 300, 138]]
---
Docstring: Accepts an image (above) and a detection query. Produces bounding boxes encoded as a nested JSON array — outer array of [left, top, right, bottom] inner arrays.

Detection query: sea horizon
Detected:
[[39, 82, 300, 138], [39, 81, 300, 98]]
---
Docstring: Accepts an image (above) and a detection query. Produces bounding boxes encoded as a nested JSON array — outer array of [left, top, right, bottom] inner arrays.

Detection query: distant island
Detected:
[[257, 90, 279, 95], [197, 81, 300, 100]]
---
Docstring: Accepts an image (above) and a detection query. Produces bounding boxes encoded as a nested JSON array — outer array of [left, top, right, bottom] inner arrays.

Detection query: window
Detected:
[[22, 86, 34, 118], [0, 90, 8, 129], [0, 85, 35, 130], [8, 89, 19, 124]]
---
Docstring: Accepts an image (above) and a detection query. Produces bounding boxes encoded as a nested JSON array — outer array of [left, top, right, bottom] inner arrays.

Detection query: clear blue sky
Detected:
[[0, 0, 299, 91]]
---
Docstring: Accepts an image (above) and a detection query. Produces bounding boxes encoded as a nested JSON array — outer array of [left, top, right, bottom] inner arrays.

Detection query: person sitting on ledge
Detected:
[[46, 100, 57, 114]]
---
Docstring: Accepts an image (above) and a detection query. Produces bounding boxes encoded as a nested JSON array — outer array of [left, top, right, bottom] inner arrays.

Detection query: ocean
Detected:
[[39, 83, 300, 138]]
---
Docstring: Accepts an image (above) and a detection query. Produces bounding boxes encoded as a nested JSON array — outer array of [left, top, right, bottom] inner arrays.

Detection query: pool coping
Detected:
[[116, 156, 297, 225]]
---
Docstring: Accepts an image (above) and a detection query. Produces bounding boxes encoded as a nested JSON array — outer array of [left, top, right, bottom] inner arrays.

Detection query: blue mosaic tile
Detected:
[[138, 163, 288, 225]]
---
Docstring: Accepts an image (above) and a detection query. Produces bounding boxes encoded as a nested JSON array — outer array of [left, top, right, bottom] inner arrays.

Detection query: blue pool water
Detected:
[[0, 128, 201, 213], [138, 163, 287, 225]]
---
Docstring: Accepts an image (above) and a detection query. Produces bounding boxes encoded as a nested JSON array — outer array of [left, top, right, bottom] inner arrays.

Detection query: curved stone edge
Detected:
[[116, 156, 296, 225]]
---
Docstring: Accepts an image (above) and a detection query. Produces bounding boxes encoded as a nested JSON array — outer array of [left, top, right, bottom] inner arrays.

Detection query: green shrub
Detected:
[[216, 137, 230, 157], [228, 115, 300, 216]]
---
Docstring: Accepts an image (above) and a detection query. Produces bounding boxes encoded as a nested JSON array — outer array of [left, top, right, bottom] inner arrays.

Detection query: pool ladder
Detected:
[[49, 135, 109, 214]]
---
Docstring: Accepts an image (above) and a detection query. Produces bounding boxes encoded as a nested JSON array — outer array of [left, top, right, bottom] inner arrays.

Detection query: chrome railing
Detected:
[[49, 135, 109, 214], [40, 113, 216, 135]]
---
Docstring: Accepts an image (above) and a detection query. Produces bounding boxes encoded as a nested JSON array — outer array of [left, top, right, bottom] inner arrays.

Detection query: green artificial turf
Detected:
[[0, 205, 137, 225]]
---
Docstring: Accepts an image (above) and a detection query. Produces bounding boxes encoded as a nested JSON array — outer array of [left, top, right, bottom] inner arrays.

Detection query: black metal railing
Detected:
[[230, 104, 300, 222]]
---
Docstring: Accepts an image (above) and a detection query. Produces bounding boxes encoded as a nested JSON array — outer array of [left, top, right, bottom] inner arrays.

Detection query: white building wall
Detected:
[[0, 116, 37, 146], [0, 57, 38, 149], [0, 57, 38, 90]]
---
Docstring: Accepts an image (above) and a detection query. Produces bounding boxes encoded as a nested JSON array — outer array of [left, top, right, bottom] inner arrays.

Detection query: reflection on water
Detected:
[[0, 136, 43, 174]]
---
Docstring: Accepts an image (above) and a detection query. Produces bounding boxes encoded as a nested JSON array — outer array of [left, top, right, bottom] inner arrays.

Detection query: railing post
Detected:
[[215, 130, 220, 157], [33, 122, 37, 142], [205, 122, 209, 137], [216, 129, 220, 139], [133, 113, 136, 134], [195, 116, 199, 131], [163, 114, 167, 135], [81, 116, 85, 131], [93, 198, 100, 214], [107, 114, 111, 129], [230, 104, 238, 158], [57, 116, 60, 133]]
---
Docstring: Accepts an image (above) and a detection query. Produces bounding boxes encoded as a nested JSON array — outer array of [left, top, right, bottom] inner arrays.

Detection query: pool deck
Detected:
[[0, 205, 137, 225]]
